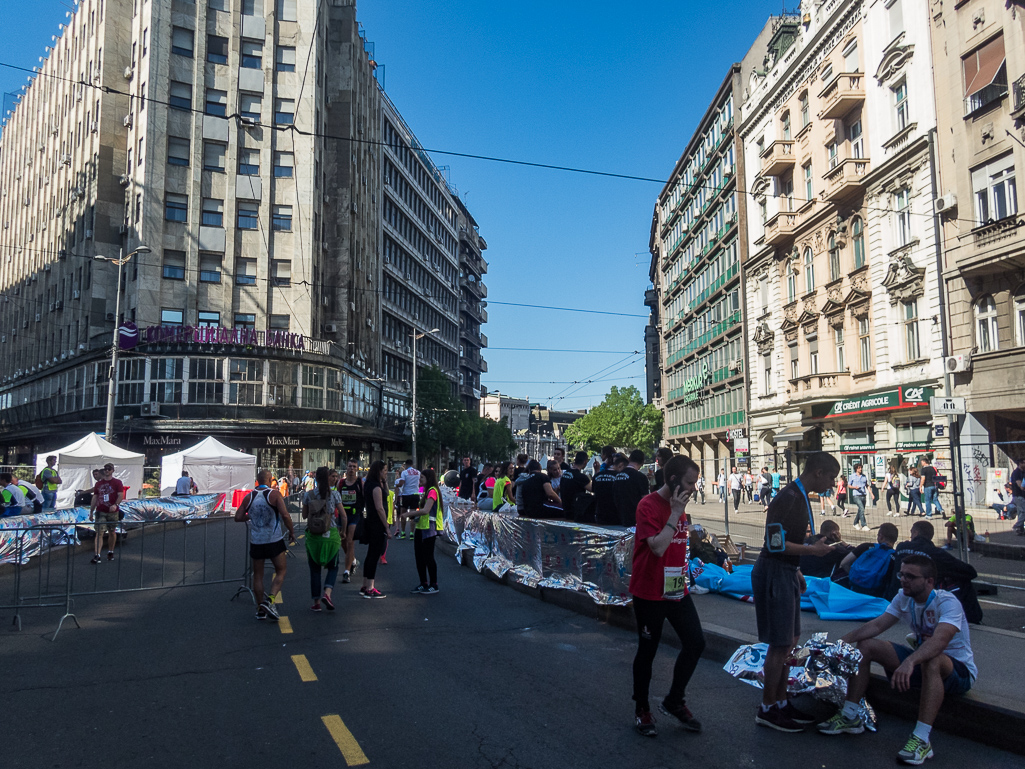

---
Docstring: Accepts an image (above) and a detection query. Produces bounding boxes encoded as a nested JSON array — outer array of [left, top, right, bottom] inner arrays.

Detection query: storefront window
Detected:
[[117, 359, 146, 406], [150, 358, 183, 404], [302, 365, 325, 410], [188, 358, 223, 404], [268, 361, 298, 406], [229, 359, 263, 405]]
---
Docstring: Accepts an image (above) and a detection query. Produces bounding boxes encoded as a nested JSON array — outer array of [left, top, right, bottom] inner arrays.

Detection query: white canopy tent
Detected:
[[159, 437, 256, 497], [35, 433, 145, 509]]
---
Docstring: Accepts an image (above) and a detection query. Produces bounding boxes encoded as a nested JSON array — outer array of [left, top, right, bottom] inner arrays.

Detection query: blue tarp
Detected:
[[691, 562, 889, 621]]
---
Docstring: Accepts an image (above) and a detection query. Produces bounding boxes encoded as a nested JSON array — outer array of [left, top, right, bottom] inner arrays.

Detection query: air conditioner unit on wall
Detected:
[[934, 193, 957, 215], [324, 323, 338, 333], [945, 354, 971, 373], [141, 402, 159, 417]]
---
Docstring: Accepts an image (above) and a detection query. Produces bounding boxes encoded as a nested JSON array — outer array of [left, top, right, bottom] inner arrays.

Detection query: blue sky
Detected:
[[1, 0, 776, 411]]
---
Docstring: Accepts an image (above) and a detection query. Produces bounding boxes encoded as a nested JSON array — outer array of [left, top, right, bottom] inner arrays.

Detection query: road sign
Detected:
[[930, 396, 966, 416], [734, 438, 749, 452]]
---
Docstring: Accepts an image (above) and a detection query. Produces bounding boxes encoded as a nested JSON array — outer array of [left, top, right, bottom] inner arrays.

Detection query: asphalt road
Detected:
[[2, 530, 1021, 769]]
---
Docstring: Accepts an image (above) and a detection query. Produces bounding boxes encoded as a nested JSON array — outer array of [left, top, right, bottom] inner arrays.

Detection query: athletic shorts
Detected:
[[250, 539, 287, 560], [94, 509, 118, 534], [891, 644, 974, 696], [400, 494, 420, 511], [751, 556, 801, 646]]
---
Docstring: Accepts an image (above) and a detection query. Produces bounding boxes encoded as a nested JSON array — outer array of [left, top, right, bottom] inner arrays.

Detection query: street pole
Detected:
[[411, 327, 418, 469], [101, 244, 150, 443]]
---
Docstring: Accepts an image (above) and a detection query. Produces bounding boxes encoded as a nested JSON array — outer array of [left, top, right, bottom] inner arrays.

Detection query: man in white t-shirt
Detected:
[[728, 467, 743, 512], [393, 459, 421, 540], [816, 554, 977, 766]]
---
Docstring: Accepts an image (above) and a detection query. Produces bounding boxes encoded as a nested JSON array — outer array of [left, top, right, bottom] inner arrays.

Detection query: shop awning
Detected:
[[773, 425, 816, 443]]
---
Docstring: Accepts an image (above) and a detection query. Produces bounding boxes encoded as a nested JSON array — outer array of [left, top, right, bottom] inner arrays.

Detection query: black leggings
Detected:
[[413, 529, 438, 586], [886, 488, 901, 512], [632, 595, 706, 711], [363, 535, 386, 580]]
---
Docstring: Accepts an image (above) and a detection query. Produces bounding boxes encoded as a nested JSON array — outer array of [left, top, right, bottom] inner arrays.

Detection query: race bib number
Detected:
[[340, 489, 356, 505], [663, 566, 688, 600], [102, 492, 112, 504]]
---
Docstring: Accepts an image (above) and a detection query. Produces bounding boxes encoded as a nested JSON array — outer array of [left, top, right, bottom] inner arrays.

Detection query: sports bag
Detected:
[[849, 544, 893, 591], [305, 495, 332, 535]]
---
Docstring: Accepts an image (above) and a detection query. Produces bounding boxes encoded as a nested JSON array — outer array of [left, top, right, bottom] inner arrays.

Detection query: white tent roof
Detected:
[[164, 436, 256, 465], [35, 432, 145, 507], [46, 432, 145, 462]]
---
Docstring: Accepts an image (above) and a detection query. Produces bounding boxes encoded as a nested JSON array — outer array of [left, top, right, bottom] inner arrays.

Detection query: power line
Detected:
[[487, 347, 640, 354], [486, 300, 646, 318], [483, 375, 643, 384]]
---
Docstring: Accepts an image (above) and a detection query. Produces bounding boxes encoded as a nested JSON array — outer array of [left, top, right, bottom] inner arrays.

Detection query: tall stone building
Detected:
[[930, 0, 1025, 499], [0, 0, 487, 468]]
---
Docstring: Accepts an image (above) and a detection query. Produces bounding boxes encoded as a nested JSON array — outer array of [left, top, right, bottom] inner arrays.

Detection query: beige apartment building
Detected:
[[0, 0, 487, 467], [929, 0, 1025, 498]]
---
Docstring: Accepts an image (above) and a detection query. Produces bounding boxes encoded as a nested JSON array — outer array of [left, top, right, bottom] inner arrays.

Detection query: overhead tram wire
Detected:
[[545, 351, 641, 405], [0, 59, 993, 231], [548, 356, 643, 406]]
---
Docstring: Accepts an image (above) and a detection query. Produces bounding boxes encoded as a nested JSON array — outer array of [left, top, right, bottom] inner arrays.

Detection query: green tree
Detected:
[[564, 386, 663, 453]]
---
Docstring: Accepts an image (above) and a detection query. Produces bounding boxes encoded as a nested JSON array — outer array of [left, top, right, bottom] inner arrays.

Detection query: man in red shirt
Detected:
[[629, 454, 705, 737], [90, 463, 125, 564]]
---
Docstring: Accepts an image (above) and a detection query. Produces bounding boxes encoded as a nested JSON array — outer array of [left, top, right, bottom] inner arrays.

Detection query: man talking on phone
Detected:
[[629, 454, 706, 738], [752, 451, 839, 732]]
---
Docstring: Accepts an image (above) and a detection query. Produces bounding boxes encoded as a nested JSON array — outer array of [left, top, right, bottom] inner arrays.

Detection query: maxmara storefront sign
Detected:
[[812, 386, 933, 420]]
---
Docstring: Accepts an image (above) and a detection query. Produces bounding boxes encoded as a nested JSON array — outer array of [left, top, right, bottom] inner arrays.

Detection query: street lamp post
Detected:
[[98, 245, 150, 443], [410, 327, 439, 468]]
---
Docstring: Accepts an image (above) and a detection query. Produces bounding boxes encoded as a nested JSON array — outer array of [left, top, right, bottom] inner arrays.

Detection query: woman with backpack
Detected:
[[302, 466, 344, 612], [401, 467, 444, 594]]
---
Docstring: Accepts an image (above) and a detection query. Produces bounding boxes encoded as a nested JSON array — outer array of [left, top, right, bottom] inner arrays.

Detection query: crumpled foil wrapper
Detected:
[[724, 633, 876, 730]]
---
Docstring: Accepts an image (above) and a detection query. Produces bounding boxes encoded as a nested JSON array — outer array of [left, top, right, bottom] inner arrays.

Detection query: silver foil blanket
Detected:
[[442, 496, 634, 606], [0, 494, 226, 565]]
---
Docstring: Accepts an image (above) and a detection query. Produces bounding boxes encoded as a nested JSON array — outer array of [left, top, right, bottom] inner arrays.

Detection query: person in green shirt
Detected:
[[492, 461, 515, 511], [40, 455, 62, 510]]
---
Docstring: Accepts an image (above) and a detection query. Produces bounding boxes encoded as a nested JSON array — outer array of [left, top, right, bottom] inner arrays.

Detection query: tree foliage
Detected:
[[563, 386, 663, 454]]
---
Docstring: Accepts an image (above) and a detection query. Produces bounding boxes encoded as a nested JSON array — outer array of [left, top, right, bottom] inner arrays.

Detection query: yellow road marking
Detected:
[[278, 616, 293, 634], [291, 654, 318, 682], [321, 715, 369, 766]]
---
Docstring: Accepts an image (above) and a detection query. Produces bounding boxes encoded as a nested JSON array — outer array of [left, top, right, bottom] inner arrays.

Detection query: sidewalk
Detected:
[[439, 537, 1025, 756]]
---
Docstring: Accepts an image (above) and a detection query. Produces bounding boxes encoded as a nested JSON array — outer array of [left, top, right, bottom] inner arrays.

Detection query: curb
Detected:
[[974, 539, 1025, 560], [440, 539, 1025, 756]]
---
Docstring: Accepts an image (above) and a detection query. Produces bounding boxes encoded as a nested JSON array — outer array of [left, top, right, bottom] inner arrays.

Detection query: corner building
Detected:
[[0, 0, 487, 469]]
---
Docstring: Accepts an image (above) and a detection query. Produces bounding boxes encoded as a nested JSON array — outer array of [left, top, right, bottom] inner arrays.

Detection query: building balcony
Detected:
[[760, 140, 795, 177], [763, 208, 799, 247], [788, 371, 852, 400], [818, 73, 864, 120], [1012, 73, 1025, 118], [823, 157, 870, 202]]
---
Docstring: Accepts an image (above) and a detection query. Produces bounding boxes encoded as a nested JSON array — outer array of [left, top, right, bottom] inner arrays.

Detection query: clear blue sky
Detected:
[[1, 0, 776, 411]]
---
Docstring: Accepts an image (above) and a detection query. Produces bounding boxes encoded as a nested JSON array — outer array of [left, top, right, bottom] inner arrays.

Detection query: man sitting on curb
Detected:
[[816, 555, 977, 766], [889, 520, 982, 624]]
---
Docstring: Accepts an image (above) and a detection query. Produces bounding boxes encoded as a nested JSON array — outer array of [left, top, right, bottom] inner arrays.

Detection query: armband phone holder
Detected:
[[767, 522, 786, 553]]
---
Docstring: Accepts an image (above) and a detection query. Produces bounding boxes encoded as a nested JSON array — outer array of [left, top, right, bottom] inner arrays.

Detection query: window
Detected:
[[273, 151, 294, 177], [142, 28, 149, 57], [188, 359, 223, 404], [803, 247, 815, 293], [234, 313, 256, 329], [276, 46, 296, 72], [827, 141, 838, 169], [1014, 288, 1025, 347], [975, 295, 999, 352], [201, 198, 224, 227], [903, 299, 920, 360], [161, 309, 184, 326], [799, 92, 809, 128], [847, 120, 863, 159], [169, 81, 191, 110], [274, 97, 295, 124], [844, 40, 859, 72], [203, 141, 226, 171], [242, 0, 262, 14], [762, 353, 772, 394], [759, 199, 767, 225], [165, 193, 188, 222], [895, 188, 911, 245], [835, 325, 846, 371], [272, 260, 291, 285], [785, 260, 797, 303], [238, 148, 260, 175], [229, 359, 263, 405], [241, 41, 262, 69], [272, 205, 292, 231], [887, 0, 903, 40], [205, 88, 227, 117], [803, 162, 813, 204], [198, 310, 220, 327], [237, 202, 259, 230], [809, 335, 819, 375], [828, 232, 841, 281], [207, 35, 228, 65], [789, 343, 799, 380], [962, 35, 1007, 115], [209, 0, 228, 12], [269, 314, 290, 329], [852, 216, 865, 268], [167, 136, 190, 166], [859, 317, 872, 371], [972, 153, 1017, 224], [162, 249, 186, 280], [894, 81, 909, 131], [236, 258, 257, 284], [782, 176, 794, 212], [781, 111, 792, 140], [302, 365, 325, 409], [151, 358, 184, 404], [759, 276, 769, 310], [277, 0, 297, 22], [171, 27, 193, 57], [239, 92, 262, 121], [199, 253, 222, 283]]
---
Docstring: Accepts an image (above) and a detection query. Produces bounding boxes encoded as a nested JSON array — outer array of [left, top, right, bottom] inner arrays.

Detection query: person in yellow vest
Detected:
[[401, 467, 444, 594], [40, 456, 62, 510]]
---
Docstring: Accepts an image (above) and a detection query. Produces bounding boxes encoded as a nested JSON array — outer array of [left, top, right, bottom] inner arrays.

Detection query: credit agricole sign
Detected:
[[812, 386, 933, 419]]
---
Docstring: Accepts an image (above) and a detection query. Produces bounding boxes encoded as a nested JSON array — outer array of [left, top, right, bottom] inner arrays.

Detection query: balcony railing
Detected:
[[789, 371, 852, 399], [818, 73, 865, 120], [1012, 73, 1025, 116], [760, 140, 795, 177], [763, 209, 799, 247], [823, 157, 870, 201]]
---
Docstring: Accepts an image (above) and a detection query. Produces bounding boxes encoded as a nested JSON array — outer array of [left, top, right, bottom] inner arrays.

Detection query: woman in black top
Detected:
[[360, 460, 391, 599]]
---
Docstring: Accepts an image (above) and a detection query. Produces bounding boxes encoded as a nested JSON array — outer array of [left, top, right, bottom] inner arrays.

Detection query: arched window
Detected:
[[1014, 287, 1025, 347], [804, 246, 815, 293], [828, 232, 840, 281], [785, 259, 797, 303], [781, 111, 792, 140], [975, 295, 999, 352], [852, 217, 865, 269]]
